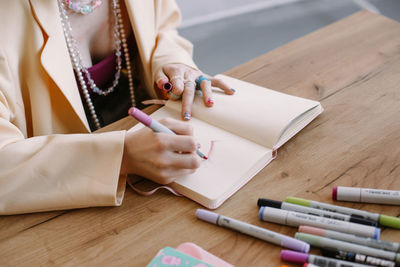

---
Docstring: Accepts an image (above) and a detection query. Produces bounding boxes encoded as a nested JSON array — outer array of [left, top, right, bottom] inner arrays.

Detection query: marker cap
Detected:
[[334, 186, 361, 202], [259, 206, 288, 224], [379, 215, 400, 229], [349, 216, 378, 227], [257, 198, 283, 208], [280, 250, 308, 264], [294, 232, 323, 246], [373, 227, 381, 240], [128, 107, 152, 126], [285, 197, 311, 206], [298, 226, 326, 237], [332, 186, 338, 200], [196, 209, 218, 224], [281, 237, 310, 253]]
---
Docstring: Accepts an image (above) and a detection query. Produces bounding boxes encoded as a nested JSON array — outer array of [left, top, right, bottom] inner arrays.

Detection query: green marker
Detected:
[[285, 196, 400, 229]]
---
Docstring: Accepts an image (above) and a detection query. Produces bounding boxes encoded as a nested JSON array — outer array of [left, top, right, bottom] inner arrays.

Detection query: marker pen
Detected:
[[259, 206, 380, 239], [294, 233, 400, 264], [299, 225, 400, 253], [281, 250, 369, 267], [195, 209, 310, 253], [321, 248, 396, 267], [333, 186, 400, 205], [257, 198, 377, 226], [285, 196, 400, 229], [128, 107, 207, 159]]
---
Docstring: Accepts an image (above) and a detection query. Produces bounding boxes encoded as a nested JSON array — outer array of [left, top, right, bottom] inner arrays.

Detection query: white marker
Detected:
[[299, 225, 400, 253], [195, 209, 310, 253], [258, 198, 377, 226], [295, 233, 400, 264], [259, 206, 380, 239], [333, 186, 400, 205]]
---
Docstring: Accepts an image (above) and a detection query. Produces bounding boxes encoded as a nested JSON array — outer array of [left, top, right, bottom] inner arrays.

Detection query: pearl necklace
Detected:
[[58, 0, 136, 130]]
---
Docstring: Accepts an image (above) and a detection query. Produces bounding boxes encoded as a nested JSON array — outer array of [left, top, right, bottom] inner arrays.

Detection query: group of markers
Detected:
[[196, 186, 400, 267]]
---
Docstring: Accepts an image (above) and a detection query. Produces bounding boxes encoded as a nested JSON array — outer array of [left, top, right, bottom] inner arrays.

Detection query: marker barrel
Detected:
[[258, 198, 377, 226], [333, 186, 400, 205], [285, 197, 400, 229], [285, 196, 380, 221], [259, 206, 380, 239], [321, 248, 396, 267], [196, 209, 309, 253], [281, 250, 370, 267], [295, 233, 400, 264], [299, 225, 400, 253]]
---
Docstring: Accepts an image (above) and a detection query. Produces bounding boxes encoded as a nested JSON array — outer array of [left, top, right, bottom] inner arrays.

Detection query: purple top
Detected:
[[88, 53, 117, 88], [281, 237, 310, 253], [196, 209, 219, 224], [77, 34, 149, 131]]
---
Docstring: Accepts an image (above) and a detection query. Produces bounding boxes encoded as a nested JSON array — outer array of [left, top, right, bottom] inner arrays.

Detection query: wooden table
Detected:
[[1, 11, 400, 266]]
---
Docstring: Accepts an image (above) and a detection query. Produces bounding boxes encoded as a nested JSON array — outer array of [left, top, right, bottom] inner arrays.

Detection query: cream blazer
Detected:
[[0, 0, 197, 214]]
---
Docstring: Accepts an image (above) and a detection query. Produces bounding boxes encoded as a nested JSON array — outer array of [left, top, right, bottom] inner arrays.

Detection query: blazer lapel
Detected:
[[124, 0, 155, 90], [30, 0, 90, 132]]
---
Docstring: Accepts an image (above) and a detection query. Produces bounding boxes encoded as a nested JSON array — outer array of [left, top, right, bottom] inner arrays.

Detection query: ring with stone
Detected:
[[195, 75, 211, 89]]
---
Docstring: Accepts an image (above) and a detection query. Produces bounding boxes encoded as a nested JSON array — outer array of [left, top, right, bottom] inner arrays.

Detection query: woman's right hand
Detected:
[[120, 118, 201, 184]]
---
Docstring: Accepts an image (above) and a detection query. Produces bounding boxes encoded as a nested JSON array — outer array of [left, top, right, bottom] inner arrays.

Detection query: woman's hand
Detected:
[[155, 63, 235, 120], [120, 118, 201, 184]]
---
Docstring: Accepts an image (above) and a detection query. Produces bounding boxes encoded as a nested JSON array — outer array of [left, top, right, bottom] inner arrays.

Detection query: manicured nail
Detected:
[[207, 98, 214, 105], [183, 112, 191, 120], [230, 88, 236, 93], [197, 143, 201, 149]]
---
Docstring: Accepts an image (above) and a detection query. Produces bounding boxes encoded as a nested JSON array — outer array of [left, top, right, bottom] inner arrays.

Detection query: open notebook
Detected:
[[129, 74, 323, 209]]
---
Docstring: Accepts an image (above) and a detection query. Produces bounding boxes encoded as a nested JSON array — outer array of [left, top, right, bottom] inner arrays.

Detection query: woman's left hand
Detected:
[[155, 63, 235, 120]]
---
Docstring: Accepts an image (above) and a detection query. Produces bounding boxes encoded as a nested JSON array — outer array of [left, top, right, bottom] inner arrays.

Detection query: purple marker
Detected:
[[195, 209, 310, 253], [281, 250, 370, 267], [128, 107, 207, 159]]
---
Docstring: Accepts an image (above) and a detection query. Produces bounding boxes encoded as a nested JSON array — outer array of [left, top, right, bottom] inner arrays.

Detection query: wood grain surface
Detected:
[[1, 11, 399, 266]]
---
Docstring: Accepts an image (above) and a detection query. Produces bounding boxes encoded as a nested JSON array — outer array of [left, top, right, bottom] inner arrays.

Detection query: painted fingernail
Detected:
[[230, 88, 236, 93], [183, 112, 191, 120], [207, 98, 214, 105], [197, 143, 201, 149]]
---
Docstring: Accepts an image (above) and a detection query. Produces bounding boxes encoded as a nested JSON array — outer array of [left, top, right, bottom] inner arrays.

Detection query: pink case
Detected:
[[176, 242, 234, 267]]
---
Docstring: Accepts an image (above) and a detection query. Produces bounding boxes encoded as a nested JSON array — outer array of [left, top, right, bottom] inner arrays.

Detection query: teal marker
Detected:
[[285, 197, 400, 229]]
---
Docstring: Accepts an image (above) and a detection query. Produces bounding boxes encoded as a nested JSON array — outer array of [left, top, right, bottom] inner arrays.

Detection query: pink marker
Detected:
[[128, 107, 207, 159]]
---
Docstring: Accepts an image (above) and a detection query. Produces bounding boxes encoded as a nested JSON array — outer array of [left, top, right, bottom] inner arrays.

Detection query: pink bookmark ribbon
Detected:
[[127, 177, 182, 196]]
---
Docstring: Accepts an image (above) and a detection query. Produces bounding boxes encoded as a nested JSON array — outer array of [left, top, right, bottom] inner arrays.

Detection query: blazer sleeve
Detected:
[[0, 48, 127, 215], [151, 0, 198, 81]]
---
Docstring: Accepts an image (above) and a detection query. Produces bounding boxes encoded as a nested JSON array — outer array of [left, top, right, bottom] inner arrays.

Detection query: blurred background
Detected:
[[176, 0, 400, 75]]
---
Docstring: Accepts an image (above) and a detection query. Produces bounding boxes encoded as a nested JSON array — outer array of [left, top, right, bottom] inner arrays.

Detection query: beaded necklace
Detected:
[[58, 0, 136, 130], [65, 0, 102, 15]]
